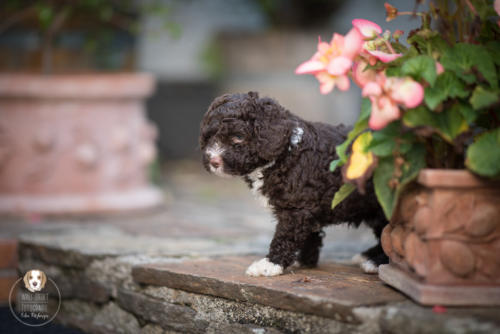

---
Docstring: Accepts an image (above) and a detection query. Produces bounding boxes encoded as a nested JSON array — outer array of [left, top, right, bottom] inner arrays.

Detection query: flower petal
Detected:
[[331, 33, 344, 49], [352, 61, 377, 88], [316, 73, 336, 94], [367, 50, 402, 63], [495, 0, 500, 16], [362, 81, 382, 97], [388, 78, 424, 108], [318, 41, 330, 54], [435, 61, 444, 75], [327, 56, 352, 76], [352, 19, 382, 38], [319, 81, 335, 94], [336, 75, 350, 91], [342, 28, 364, 59], [295, 60, 326, 74], [369, 96, 401, 130]]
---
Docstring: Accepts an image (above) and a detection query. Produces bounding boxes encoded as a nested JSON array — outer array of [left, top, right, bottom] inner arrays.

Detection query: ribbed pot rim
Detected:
[[0, 72, 155, 99], [418, 168, 498, 188]]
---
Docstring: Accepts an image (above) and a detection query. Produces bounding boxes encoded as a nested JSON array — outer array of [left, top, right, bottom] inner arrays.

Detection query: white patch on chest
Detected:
[[246, 161, 274, 208], [291, 127, 304, 146], [289, 126, 304, 151]]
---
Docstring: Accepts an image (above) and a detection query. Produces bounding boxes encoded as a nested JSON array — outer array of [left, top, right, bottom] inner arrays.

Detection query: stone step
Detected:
[[132, 255, 405, 323]]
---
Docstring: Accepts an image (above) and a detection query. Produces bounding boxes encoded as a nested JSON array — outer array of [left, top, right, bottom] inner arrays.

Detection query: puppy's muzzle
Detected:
[[209, 156, 222, 169]]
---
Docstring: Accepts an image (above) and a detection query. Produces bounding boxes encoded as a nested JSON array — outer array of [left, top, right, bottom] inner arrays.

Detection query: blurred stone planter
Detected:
[[0, 73, 163, 215], [379, 169, 500, 306]]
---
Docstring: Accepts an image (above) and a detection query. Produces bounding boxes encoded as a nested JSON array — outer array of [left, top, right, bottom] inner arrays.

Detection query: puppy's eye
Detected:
[[231, 136, 244, 145]]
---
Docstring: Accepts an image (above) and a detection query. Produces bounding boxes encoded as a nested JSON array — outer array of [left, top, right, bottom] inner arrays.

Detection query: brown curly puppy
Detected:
[[199, 92, 388, 276]]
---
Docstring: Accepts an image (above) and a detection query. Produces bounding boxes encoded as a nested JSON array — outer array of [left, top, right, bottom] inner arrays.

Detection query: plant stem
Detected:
[[376, 33, 396, 54], [463, 0, 478, 16]]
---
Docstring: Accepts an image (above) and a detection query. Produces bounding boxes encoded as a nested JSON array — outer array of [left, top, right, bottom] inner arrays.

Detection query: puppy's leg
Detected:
[[297, 231, 324, 267], [246, 211, 313, 277], [353, 219, 388, 274]]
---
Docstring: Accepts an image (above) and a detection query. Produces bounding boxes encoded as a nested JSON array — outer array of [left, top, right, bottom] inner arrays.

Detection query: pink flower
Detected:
[[362, 81, 383, 97], [352, 61, 377, 88], [296, 29, 363, 94], [385, 77, 424, 108], [361, 72, 424, 130], [367, 50, 402, 63], [436, 61, 444, 75], [369, 96, 401, 130], [316, 72, 350, 94], [352, 19, 382, 38]]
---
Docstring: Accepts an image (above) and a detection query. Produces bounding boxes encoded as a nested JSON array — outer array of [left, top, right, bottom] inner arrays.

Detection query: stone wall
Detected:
[[16, 231, 500, 334]]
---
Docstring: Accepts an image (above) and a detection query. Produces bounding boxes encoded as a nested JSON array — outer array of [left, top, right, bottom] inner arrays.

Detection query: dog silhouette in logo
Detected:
[[23, 270, 47, 292]]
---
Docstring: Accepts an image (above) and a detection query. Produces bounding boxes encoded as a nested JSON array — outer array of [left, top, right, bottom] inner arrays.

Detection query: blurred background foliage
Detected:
[[0, 0, 423, 163], [0, 0, 179, 73]]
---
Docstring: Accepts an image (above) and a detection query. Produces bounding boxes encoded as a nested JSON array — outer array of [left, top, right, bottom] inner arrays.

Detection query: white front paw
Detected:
[[351, 253, 367, 264], [246, 258, 283, 277], [361, 259, 378, 274]]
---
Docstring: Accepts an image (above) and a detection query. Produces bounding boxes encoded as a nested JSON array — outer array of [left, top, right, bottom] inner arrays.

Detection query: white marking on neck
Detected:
[[290, 127, 304, 146], [246, 161, 274, 208]]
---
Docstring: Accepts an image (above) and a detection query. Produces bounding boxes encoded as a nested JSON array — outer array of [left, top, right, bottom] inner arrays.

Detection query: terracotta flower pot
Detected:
[[0, 73, 163, 215], [378, 169, 500, 305]]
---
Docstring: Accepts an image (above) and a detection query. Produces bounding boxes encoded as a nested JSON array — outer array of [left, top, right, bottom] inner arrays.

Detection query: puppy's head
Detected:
[[23, 269, 47, 292], [199, 92, 295, 177]]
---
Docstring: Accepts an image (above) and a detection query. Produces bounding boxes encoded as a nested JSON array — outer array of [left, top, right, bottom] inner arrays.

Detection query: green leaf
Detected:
[[359, 97, 371, 122], [454, 102, 477, 125], [374, 144, 426, 219], [407, 32, 447, 55], [37, 5, 54, 30], [424, 72, 469, 110], [331, 183, 356, 210], [469, 86, 500, 110], [466, 129, 500, 178], [329, 159, 340, 172], [385, 66, 402, 77], [364, 122, 414, 157], [485, 41, 500, 66], [403, 105, 468, 142], [401, 55, 437, 86], [335, 98, 370, 166], [441, 43, 498, 89]]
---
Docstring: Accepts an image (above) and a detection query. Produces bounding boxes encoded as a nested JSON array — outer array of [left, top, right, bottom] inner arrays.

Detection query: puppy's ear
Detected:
[[40, 271, 47, 288], [253, 98, 294, 161], [23, 272, 30, 289]]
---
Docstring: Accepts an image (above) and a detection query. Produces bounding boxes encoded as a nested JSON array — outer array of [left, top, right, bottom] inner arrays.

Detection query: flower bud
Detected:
[[385, 2, 398, 22], [393, 30, 404, 40]]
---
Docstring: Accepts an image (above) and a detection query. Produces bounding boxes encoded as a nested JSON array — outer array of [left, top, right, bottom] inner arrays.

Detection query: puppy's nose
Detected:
[[33, 282, 38, 286], [210, 156, 222, 169]]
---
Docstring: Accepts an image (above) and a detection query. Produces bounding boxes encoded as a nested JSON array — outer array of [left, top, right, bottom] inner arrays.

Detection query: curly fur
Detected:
[[199, 92, 388, 273]]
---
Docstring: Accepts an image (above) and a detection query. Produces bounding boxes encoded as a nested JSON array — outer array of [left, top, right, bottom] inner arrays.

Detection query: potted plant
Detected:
[[296, 0, 500, 305], [0, 0, 174, 215]]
